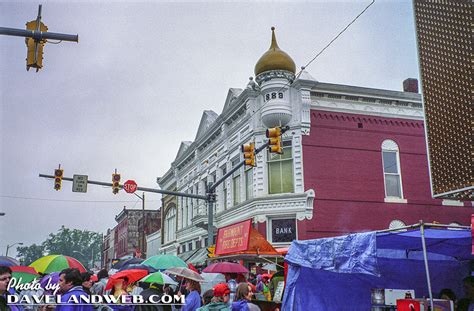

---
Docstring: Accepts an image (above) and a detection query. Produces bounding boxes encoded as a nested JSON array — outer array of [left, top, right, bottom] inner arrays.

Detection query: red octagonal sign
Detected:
[[123, 180, 137, 194]]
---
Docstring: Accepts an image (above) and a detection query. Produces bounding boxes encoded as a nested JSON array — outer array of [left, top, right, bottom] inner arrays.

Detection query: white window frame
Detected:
[[164, 206, 176, 244], [267, 140, 294, 194], [381, 140, 407, 203]]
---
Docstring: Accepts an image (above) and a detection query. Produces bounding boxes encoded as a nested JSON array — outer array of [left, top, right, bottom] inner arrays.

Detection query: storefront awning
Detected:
[[213, 228, 281, 260], [187, 248, 208, 266]]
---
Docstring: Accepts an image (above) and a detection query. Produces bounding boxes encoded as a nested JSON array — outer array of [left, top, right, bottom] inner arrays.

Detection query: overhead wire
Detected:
[[251, 0, 376, 118]]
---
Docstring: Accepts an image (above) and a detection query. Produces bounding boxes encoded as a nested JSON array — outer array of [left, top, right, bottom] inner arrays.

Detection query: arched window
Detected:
[[382, 140, 404, 199], [389, 219, 406, 230], [164, 205, 176, 244]]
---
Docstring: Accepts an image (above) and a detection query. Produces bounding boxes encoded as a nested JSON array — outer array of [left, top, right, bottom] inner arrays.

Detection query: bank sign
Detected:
[[272, 218, 296, 243], [215, 219, 252, 256]]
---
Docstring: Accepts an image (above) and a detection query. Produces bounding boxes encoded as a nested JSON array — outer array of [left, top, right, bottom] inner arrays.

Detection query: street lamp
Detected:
[[6, 242, 23, 256]]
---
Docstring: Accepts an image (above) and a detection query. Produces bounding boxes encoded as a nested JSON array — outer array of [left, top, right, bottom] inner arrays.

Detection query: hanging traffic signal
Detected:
[[54, 169, 63, 191], [112, 173, 121, 194], [266, 127, 282, 154], [242, 142, 256, 167], [25, 20, 48, 72]]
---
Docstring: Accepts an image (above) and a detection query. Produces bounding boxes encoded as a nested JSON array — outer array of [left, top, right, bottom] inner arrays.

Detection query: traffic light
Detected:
[[54, 169, 63, 191], [25, 20, 48, 72], [242, 142, 256, 167], [266, 127, 282, 154], [112, 173, 121, 194], [207, 245, 216, 258]]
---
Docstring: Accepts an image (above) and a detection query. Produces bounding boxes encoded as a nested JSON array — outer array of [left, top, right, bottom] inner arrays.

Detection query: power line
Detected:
[[252, 0, 376, 117], [0, 194, 160, 203]]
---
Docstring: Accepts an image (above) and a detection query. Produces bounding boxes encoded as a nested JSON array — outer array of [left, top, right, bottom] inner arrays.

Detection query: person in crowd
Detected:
[[247, 274, 256, 287], [90, 269, 108, 295], [438, 288, 456, 308], [56, 268, 94, 311], [458, 276, 474, 311], [0, 266, 23, 311], [80, 272, 94, 295], [197, 283, 230, 311], [201, 290, 214, 307], [180, 279, 201, 311], [231, 283, 260, 311], [225, 274, 237, 305], [110, 278, 128, 299], [268, 270, 284, 300], [134, 282, 168, 311]]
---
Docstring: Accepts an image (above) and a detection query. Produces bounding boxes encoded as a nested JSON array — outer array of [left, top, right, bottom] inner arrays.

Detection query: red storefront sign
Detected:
[[215, 219, 252, 256]]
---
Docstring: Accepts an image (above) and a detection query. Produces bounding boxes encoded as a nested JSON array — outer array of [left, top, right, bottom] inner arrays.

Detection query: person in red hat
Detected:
[[196, 283, 231, 311]]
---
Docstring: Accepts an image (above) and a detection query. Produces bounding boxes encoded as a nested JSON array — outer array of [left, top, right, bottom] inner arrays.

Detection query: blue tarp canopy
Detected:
[[283, 227, 472, 310]]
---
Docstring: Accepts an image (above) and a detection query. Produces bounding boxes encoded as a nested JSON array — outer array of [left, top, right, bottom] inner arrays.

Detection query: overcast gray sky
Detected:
[[0, 0, 420, 257]]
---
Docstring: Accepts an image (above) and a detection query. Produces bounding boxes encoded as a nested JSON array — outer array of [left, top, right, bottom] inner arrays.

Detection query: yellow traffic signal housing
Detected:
[[242, 142, 256, 167], [25, 20, 47, 71], [54, 169, 63, 191], [207, 245, 216, 258], [266, 127, 282, 154], [112, 173, 121, 194]]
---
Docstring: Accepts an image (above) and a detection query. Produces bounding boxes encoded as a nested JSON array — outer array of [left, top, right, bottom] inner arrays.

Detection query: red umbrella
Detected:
[[202, 262, 249, 274], [105, 269, 148, 290], [188, 263, 199, 273]]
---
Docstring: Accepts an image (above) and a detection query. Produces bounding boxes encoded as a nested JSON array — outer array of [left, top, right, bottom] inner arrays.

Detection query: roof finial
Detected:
[[270, 26, 279, 50]]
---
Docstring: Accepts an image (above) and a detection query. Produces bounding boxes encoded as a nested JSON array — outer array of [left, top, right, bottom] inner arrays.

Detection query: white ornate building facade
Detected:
[[157, 28, 472, 261]]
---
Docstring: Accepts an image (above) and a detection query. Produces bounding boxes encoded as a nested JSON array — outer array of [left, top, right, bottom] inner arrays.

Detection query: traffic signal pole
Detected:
[[39, 126, 289, 250], [38, 174, 207, 200], [0, 5, 78, 42]]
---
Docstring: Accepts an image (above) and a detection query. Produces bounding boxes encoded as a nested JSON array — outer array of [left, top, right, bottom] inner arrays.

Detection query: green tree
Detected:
[[17, 244, 45, 266], [42, 225, 102, 269]]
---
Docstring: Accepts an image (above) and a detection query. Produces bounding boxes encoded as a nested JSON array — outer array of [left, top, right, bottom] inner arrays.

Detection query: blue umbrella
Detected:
[[0, 256, 20, 267], [118, 264, 157, 273], [112, 257, 143, 269]]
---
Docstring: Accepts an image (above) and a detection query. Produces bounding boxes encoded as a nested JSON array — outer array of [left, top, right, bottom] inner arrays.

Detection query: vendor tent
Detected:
[[283, 223, 472, 310]]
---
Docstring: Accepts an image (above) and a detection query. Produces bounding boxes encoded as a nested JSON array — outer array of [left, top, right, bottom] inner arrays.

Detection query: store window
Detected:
[[382, 140, 404, 199], [267, 140, 294, 194]]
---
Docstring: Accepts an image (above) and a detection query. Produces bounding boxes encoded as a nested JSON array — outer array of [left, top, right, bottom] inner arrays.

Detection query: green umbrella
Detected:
[[142, 255, 187, 270], [140, 272, 178, 285], [11, 266, 39, 285]]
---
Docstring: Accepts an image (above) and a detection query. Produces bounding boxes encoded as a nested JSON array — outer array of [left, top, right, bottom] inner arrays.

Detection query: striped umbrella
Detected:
[[30, 255, 86, 274], [11, 266, 40, 284], [0, 256, 20, 267]]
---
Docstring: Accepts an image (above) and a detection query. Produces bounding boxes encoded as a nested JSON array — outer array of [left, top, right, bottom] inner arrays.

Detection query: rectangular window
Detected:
[[382, 151, 402, 198], [222, 166, 228, 210], [233, 175, 241, 205], [245, 167, 253, 200], [268, 141, 294, 194], [188, 242, 193, 252]]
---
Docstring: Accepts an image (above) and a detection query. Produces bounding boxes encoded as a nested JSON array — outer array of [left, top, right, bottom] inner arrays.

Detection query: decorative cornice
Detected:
[[255, 70, 295, 85], [311, 98, 424, 120], [313, 111, 424, 128]]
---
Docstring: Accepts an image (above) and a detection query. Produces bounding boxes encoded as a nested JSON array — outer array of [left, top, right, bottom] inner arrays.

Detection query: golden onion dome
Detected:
[[254, 27, 296, 76]]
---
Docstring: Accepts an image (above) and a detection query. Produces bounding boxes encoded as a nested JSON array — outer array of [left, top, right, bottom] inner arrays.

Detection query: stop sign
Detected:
[[123, 180, 137, 194]]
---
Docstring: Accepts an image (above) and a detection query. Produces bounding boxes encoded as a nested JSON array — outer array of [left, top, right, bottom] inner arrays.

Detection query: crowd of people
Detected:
[[0, 265, 283, 311]]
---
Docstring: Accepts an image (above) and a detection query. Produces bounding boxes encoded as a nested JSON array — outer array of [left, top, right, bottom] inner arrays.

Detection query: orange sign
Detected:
[[215, 219, 252, 255]]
